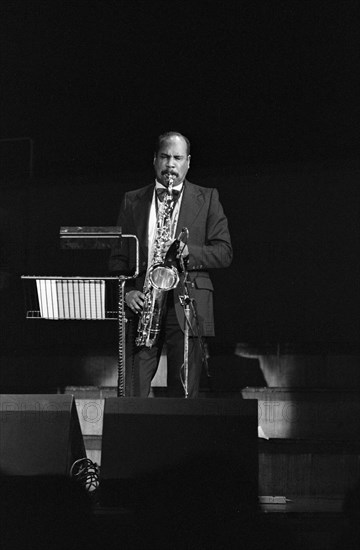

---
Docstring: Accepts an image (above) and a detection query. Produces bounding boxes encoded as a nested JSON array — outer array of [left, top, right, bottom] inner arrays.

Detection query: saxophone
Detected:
[[135, 174, 180, 348]]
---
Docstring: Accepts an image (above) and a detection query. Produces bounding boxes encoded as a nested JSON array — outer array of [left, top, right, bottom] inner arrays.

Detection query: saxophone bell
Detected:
[[148, 225, 189, 292], [149, 263, 179, 291]]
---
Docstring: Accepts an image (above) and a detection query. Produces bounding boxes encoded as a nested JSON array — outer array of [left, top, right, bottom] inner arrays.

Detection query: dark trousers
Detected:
[[131, 292, 202, 398]]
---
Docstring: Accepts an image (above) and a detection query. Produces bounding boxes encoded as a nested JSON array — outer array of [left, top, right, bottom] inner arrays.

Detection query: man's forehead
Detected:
[[158, 136, 188, 154]]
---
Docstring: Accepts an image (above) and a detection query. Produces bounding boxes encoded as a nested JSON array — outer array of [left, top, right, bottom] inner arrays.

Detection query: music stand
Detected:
[[21, 227, 139, 397]]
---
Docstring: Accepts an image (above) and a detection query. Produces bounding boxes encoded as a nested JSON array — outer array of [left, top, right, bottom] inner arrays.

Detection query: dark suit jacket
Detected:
[[109, 180, 233, 336]]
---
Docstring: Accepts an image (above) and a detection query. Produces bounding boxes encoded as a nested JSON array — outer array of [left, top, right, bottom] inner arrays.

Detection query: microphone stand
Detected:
[[178, 244, 209, 399], [178, 269, 191, 398]]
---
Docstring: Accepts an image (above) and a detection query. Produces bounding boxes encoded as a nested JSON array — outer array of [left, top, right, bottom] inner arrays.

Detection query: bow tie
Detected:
[[156, 187, 181, 202]]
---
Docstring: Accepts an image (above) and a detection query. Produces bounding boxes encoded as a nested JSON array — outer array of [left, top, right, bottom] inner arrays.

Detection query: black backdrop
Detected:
[[1, 0, 359, 351]]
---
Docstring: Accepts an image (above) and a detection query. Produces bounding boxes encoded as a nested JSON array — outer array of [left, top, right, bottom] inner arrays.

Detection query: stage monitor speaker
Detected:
[[0, 394, 86, 476], [100, 397, 258, 508]]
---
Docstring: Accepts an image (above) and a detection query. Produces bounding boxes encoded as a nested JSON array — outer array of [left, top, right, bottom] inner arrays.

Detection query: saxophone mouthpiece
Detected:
[[164, 172, 176, 185]]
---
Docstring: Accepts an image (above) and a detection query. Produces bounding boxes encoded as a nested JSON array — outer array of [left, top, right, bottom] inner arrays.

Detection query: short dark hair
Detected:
[[154, 131, 191, 156]]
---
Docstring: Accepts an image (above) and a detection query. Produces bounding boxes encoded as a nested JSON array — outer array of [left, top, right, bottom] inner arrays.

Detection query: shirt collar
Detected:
[[155, 179, 184, 191]]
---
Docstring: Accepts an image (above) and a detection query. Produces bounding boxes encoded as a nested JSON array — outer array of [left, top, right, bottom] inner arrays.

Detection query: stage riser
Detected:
[[259, 441, 360, 498], [82, 434, 360, 498], [242, 388, 360, 439], [4, 392, 357, 503], [74, 390, 360, 442]]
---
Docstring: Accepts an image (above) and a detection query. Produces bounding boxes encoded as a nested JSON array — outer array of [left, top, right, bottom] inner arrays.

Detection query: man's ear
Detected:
[[188, 155, 191, 168]]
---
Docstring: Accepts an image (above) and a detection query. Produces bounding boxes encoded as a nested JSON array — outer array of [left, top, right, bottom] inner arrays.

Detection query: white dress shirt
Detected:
[[147, 180, 184, 266]]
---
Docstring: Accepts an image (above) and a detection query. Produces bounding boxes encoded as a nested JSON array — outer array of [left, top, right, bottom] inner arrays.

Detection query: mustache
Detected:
[[161, 170, 178, 177]]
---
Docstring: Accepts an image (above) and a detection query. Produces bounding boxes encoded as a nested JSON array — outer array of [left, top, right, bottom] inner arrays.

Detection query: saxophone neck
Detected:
[[164, 173, 175, 193]]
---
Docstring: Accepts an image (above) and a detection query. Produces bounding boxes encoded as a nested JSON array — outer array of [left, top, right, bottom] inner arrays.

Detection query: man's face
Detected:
[[153, 135, 190, 187]]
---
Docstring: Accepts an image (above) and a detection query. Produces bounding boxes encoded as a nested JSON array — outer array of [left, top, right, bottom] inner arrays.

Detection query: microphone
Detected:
[[164, 227, 189, 269], [177, 227, 189, 244]]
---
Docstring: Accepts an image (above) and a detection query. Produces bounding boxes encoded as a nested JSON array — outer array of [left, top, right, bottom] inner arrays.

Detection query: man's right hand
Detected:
[[125, 290, 145, 313]]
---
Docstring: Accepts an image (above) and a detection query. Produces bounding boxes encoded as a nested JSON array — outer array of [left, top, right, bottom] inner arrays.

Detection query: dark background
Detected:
[[1, 0, 359, 351], [1, 0, 359, 173]]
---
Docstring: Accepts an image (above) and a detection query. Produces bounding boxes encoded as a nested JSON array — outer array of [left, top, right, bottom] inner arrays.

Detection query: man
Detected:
[[109, 131, 232, 397]]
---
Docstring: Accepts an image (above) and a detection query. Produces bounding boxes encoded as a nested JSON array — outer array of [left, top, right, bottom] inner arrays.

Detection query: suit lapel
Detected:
[[133, 185, 154, 259], [177, 180, 205, 233], [131, 181, 204, 261]]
